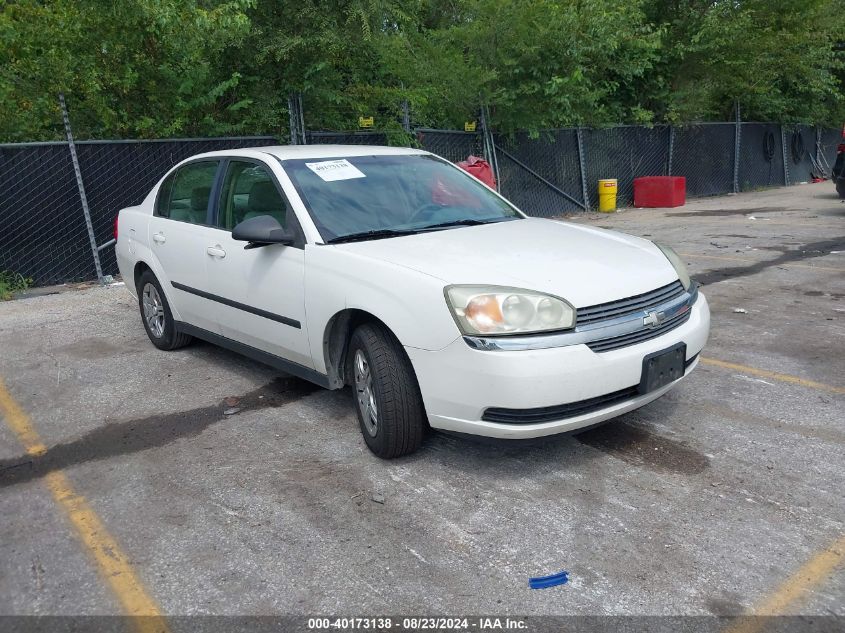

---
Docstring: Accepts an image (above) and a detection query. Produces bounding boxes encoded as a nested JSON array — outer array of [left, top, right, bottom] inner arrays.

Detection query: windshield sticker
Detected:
[[305, 159, 366, 182]]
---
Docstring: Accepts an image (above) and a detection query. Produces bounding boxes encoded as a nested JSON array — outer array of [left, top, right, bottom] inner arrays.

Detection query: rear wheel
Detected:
[[347, 322, 425, 458], [137, 271, 192, 350]]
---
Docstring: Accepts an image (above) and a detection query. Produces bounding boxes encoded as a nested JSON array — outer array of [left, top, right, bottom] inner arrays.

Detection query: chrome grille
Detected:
[[576, 280, 685, 326], [586, 307, 692, 353]]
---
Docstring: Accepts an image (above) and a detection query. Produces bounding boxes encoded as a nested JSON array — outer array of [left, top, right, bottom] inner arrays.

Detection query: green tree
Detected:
[[215, 0, 414, 135], [0, 0, 253, 141], [2, 0, 844, 141], [360, 0, 663, 131], [639, 0, 845, 124]]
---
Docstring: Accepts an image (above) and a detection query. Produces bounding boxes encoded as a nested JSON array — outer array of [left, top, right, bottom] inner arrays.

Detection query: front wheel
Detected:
[[137, 271, 193, 351], [347, 323, 425, 458]]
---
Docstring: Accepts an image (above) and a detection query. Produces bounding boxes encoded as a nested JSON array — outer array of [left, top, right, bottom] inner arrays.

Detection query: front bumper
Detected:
[[405, 292, 710, 439]]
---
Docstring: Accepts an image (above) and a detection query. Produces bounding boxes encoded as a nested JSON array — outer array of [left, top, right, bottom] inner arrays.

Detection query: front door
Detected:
[[204, 159, 313, 369]]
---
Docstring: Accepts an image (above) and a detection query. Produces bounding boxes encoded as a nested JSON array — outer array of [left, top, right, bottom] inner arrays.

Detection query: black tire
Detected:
[[137, 270, 193, 351], [347, 322, 425, 458]]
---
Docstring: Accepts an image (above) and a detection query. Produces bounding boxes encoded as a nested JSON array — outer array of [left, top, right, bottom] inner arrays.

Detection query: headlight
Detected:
[[445, 286, 576, 335], [656, 243, 692, 290]]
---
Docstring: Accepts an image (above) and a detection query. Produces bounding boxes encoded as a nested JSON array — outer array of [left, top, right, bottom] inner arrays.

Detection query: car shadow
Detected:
[[403, 395, 709, 477], [186, 337, 711, 477]]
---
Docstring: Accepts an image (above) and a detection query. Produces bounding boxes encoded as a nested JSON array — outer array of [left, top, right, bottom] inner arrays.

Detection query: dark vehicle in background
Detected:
[[834, 125, 845, 198]]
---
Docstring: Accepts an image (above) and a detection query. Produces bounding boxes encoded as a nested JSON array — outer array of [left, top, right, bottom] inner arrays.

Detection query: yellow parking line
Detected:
[[681, 252, 845, 272], [701, 357, 845, 395], [0, 378, 168, 633], [726, 534, 845, 633], [0, 385, 48, 457]]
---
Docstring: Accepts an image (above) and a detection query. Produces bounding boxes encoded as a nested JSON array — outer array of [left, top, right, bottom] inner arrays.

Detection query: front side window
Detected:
[[157, 161, 219, 224], [282, 154, 520, 242], [217, 161, 290, 231]]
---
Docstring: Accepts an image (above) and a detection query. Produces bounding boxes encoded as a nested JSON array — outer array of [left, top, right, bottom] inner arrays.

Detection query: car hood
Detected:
[[332, 218, 680, 308]]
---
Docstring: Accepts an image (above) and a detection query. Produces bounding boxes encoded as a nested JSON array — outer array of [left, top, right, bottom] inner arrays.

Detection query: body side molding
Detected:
[[171, 281, 301, 329]]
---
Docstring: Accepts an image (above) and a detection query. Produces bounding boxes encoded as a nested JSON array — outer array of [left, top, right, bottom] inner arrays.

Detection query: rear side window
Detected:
[[155, 173, 175, 217], [156, 161, 219, 224]]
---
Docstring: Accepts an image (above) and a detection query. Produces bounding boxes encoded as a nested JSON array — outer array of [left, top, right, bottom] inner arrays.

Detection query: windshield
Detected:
[[281, 154, 521, 242]]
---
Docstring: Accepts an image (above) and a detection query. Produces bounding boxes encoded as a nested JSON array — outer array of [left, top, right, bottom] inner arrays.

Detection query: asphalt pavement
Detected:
[[0, 184, 842, 622]]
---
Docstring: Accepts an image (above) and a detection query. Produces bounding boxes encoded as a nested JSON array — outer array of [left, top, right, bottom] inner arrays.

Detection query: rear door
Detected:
[[147, 160, 222, 333], [204, 159, 313, 368]]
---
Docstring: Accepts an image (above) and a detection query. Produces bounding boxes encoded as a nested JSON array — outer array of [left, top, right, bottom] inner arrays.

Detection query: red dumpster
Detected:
[[634, 176, 686, 208]]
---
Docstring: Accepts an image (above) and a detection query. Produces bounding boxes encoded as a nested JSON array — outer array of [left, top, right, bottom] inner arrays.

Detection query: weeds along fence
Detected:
[[0, 124, 840, 287]]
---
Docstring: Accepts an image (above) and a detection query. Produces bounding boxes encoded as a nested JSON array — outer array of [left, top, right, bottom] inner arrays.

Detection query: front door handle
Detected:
[[206, 246, 226, 258], [152, 232, 166, 244]]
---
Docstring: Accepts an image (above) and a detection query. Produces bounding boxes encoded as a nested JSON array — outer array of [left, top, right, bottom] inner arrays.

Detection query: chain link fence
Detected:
[[671, 123, 737, 198], [494, 130, 584, 217], [0, 137, 278, 286], [819, 127, 842, 167], [581, 126, 672, 209], [306, 131, 389, 146], [785, 125, 817, 185], [492, 123, 840, 215], [415, 129, 484, 164], [1, 122, 841, 287], [738, 123, 785, 190], [0, 143, 95, 284]]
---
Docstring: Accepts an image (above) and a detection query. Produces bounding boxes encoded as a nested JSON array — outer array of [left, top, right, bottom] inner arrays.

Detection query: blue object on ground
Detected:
[[528, 570, 569, 589]]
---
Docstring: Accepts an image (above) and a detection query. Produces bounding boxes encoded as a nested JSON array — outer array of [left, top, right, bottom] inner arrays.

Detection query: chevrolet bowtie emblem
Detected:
[[643, 310, 666, 328]]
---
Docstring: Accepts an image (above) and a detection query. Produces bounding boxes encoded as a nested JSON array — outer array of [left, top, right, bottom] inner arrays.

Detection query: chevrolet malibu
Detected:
[[115, 146, 710, 458]]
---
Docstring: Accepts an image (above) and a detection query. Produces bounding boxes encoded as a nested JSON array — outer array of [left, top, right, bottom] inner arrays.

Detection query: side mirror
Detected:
[[232, 215, 295, 249]]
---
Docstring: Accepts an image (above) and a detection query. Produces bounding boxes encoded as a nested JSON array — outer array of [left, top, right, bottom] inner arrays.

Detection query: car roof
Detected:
[[192, 145, 432, 161]]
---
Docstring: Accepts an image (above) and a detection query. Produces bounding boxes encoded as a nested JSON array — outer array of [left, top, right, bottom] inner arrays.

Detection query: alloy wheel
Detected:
[[353, 349, 378, 436], [142, 283, 165, 338]]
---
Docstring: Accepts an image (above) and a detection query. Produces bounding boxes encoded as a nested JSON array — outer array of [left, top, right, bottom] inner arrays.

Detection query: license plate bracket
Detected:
[[639, 343, 687, 394]]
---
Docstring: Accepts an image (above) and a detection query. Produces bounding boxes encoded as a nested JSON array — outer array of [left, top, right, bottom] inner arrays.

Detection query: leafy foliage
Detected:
[[0, 270, 32, 300], [1, 0, 253, 140], [638, 0, 845, 124], [1, 0, 843, 141]]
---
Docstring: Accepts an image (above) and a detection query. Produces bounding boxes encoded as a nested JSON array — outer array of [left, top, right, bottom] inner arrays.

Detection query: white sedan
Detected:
[[115, 145, 710, 458]]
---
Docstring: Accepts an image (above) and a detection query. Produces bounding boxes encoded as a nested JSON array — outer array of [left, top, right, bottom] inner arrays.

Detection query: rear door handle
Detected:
[[152, 233, 166, 244], [206, 246, 226, 258]]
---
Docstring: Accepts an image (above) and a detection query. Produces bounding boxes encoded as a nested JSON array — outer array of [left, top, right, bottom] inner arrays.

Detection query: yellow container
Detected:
[[598, 179, 618, 213]]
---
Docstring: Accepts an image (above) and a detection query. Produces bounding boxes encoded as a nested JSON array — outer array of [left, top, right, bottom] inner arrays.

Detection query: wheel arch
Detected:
[[322, 309, 396, 389], [133, 260, 153, 295]]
